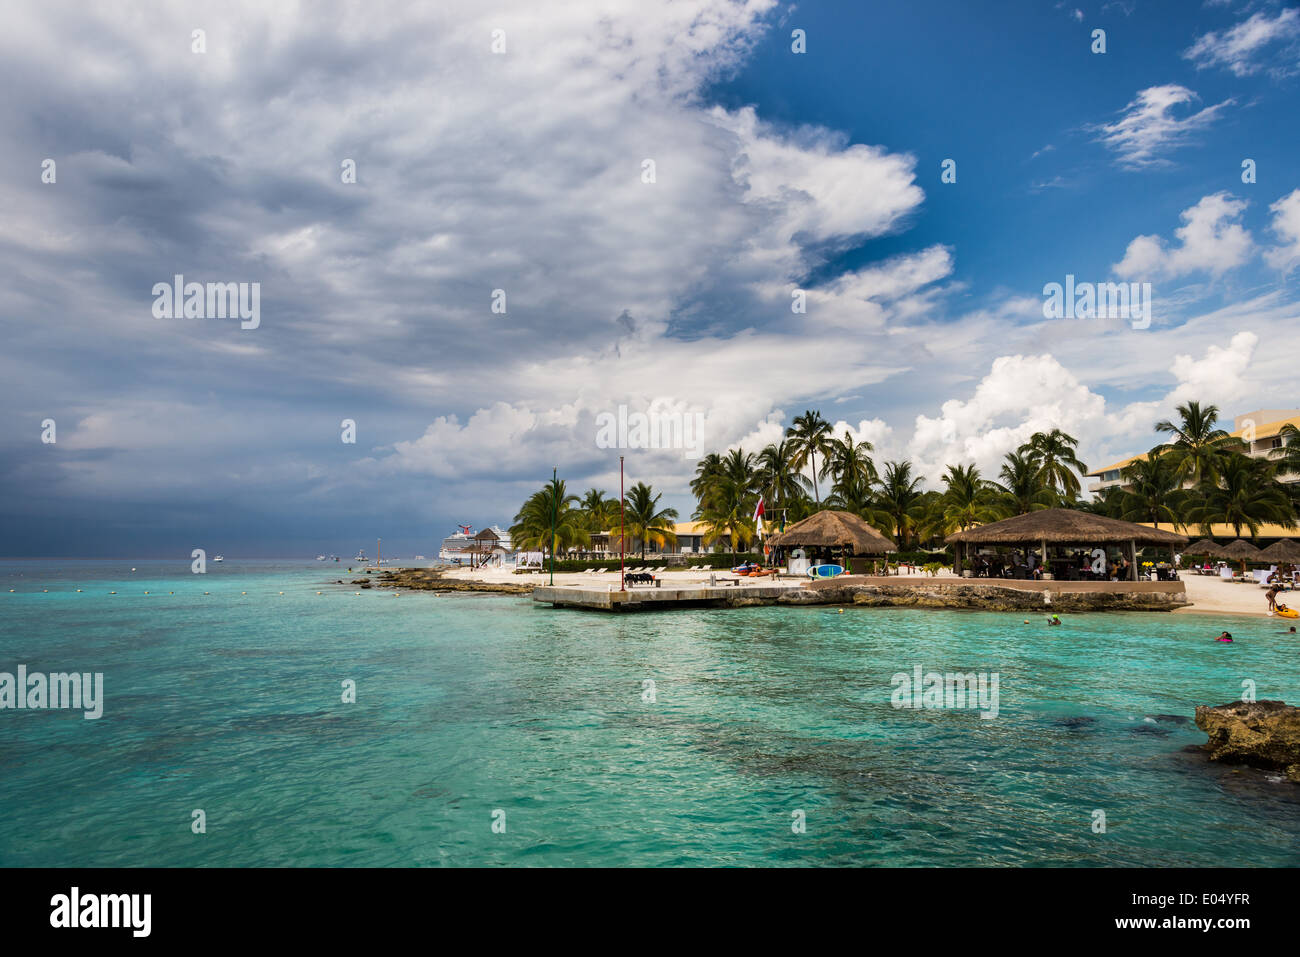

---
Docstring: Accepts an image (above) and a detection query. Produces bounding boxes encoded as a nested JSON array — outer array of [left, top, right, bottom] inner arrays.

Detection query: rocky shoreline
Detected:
[[374, 567, 533, 595], [815, 578, 1188, 612], [1194, 700, 1300, 783]]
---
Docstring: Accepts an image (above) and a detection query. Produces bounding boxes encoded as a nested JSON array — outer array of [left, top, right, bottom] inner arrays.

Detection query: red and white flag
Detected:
[[752, 496, 765, 536]]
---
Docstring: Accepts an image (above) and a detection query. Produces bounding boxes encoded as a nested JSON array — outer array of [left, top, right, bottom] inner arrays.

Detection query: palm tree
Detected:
[[1269, 423, 1300, 477], [754, 440, 811, 518], [1186, 453, 1295, 540], [622, 481, 679, 559], [696, 473, 757, 555], [509, 477, 589, 556], [936, 463, 1004, 534], [721, 448, 757, 488], [825, 474, 876, 519], [690, 453, 725, 510], [786, 410, 834, 504], [578, 488, 616, 534], [871, 460, 926, 548], [822, 432, 877, 495], [1116, 453, 1188, 529], [1154, 401, 1242, 489], [994, 451, 1055, 515], [1018, 429, 1088, 500]]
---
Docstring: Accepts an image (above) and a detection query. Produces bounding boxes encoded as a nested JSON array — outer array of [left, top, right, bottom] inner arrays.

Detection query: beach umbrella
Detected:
[[1217, 539, 1264, 574], [1185, 538, 1223, 558], [1259, 539, 1300, 564]]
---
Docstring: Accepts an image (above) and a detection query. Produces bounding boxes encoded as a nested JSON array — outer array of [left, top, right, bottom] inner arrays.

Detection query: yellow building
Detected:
[[1087, 408, 1300, 493]]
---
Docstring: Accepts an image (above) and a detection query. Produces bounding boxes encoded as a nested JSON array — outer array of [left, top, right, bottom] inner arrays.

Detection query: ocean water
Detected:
[[1, 559, 1298, 867]]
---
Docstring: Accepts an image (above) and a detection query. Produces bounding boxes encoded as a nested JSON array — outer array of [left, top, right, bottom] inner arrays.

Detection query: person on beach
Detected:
[[1215, 632, 1233, 643], [1266, 584, 1282, 612]]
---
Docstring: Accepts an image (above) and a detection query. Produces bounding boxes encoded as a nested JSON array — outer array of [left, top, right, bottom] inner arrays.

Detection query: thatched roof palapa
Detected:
[[1217, 539, 1265, 561], [768, 510, 895, 554], [1185, 538, 1223, 556], [945, 508, 1188, 546], [1258, 539, 1300, 563]]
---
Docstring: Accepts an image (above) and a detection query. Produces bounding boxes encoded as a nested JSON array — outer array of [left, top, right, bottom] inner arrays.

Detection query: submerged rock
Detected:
[[1194, 700, 1300, 784], [1054, 716, 1097, 729]]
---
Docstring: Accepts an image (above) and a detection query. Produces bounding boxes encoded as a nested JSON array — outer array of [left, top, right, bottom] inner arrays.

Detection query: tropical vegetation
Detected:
[[510, 402, 1299, 558]]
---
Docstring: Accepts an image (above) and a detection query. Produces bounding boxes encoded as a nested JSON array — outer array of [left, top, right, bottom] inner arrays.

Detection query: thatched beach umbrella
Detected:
[[768, 509, 894, 571], [1185, 538, 1223, 557], [945, 508, 1188, 580], [1218, 539, 1264, 574], [1259, 539, 1300, 564]]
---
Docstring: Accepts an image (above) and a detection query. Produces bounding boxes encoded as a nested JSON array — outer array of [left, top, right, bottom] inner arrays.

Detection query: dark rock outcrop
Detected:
[[805, 579, 1187, 612], [1194, 700, 1300, 783], [378, 568, 532, 595]]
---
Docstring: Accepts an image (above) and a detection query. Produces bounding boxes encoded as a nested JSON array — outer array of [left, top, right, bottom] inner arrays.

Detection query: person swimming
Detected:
[[1046, 614, 1061, 626], [1215, 631, 1233, 643]]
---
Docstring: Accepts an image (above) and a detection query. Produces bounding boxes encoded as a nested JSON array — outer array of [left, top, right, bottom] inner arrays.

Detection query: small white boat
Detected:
[[315, 555, 327, 562], [213, 555, 224, 563]]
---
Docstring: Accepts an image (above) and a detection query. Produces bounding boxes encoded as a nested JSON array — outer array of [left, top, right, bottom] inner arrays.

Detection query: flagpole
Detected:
[[549, 467, 556, 586], [619, 455, 625, 592]]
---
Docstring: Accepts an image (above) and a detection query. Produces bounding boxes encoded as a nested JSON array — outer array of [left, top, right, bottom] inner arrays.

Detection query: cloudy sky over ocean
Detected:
[[3, 0, 1299, 556]]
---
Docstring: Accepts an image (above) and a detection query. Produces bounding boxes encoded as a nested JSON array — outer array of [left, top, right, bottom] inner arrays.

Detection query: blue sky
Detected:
[[2, 0, 1299, 557]]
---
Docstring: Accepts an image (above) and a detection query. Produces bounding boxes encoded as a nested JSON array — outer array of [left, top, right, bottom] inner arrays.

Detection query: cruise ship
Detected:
[[438, 525, 512, 562], [438, 526, 475, 562]]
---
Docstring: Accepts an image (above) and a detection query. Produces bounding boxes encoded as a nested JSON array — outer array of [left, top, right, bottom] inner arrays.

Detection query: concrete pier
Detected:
[[532, 575, 1188, 612], [532, 581, 802, 610]]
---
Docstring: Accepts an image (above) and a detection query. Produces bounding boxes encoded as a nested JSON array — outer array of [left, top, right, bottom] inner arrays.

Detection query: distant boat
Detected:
[[213, 555, 224, 563], [413, 555, 426, 561], [353, 550, 367, 562], [315, 555, 327, 561]]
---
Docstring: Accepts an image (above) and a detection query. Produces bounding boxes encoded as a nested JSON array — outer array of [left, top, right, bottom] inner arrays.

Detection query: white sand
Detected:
[[1175, 572, 1296, 618]]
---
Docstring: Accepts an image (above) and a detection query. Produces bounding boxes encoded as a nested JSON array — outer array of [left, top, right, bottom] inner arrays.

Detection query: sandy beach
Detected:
[[437, 562, 1291, 619]]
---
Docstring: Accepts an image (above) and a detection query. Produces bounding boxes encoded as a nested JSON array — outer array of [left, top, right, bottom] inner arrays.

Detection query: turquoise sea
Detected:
[[1, 559, 1298, 867]]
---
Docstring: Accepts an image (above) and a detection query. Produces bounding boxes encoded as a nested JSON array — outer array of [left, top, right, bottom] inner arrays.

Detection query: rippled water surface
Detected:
[[2, 559, 1298, 866]]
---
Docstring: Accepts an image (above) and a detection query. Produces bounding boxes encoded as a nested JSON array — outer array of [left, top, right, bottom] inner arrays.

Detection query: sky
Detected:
[[2, 0, 1300, 557]]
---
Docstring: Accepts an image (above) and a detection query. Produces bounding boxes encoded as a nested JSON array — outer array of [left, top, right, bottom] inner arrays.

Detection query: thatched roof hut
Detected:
[[1218, 539, 1264, 561], [945, 509, 1188, 546], [1259, 539, 1300, 563], [768, 509, 895, 554], [945, 508, 1187, 581], [1185, 538, 1223, 556]]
